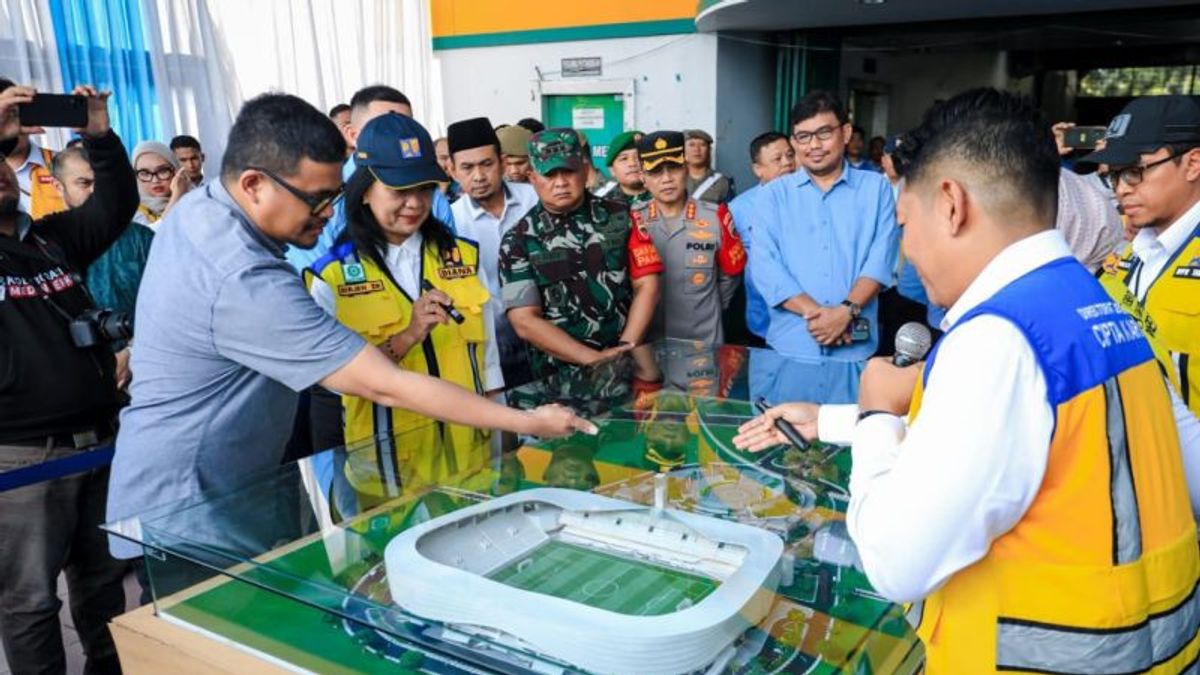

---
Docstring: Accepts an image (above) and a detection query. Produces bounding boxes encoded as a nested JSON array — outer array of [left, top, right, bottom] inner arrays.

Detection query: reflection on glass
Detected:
[[104, 340, 922, 673]]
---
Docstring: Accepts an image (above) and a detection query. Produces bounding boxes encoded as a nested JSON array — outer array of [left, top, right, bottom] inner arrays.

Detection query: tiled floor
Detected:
[[0, 572, 143, 675]]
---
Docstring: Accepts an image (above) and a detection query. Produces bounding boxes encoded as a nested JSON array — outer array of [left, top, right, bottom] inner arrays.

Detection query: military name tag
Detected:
[[438, 265, 477, 280], [337, 280, 385, 296]]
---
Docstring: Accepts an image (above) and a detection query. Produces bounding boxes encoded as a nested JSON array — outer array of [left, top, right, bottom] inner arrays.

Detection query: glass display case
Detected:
[[104, 340, 922, 674]]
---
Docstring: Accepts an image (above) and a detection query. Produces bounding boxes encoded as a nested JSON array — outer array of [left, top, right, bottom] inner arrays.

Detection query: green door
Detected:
[[543, 93, 625, 177]]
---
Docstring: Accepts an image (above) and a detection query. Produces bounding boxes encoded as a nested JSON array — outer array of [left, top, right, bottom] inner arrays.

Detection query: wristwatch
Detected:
[[841, 300, 861, 318]]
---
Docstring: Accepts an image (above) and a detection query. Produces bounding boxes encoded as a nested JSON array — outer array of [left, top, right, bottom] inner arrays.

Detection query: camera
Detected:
[[69, 309, 132, 348]]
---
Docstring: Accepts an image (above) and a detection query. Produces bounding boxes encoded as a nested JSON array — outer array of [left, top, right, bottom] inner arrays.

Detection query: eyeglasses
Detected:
[[249, 166, 344, 215], [136, 167, 175, 183], [1099, 152, 1183, 190], [791, 125, 838, 146]]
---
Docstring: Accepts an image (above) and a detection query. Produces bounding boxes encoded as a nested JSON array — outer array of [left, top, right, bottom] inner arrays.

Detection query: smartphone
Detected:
[[1064, 126, 1107, 150], [18, 94, 87, 128]]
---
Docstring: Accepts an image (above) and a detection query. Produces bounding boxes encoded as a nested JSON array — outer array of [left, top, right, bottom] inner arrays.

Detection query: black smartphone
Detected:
[[18, 94, 87, 128], [1064, 126, 1107, 150]]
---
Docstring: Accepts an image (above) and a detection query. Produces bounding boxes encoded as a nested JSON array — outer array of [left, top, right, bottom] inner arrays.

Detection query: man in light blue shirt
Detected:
[[284, 85, 454, 272], [729, 131, 796, 344], [751, 91, 899, 359]]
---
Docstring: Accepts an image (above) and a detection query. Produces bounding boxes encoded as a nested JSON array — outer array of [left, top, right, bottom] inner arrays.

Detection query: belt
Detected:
[[6, 421, 117, 450]]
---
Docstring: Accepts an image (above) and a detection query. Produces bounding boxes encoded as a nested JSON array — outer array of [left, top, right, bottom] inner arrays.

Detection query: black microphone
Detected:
[[892, 322, 932, 367], [420, 279, 465, 324], [755, 397, 810, 450]]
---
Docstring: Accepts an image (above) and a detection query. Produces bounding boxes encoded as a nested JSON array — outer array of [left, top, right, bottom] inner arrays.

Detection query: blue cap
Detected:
[[354, 112, 448, 189]]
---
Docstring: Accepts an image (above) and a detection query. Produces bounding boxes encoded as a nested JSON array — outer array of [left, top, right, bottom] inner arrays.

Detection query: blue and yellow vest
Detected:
[[306, 238, 492, 500], [907, 257, 1199, 674], [1098, 224, 1200, 417]]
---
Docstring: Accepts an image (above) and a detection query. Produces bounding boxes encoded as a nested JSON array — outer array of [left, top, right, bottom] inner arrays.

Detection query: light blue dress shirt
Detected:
[[283, 156, 456, 272], [107, 180, 367, 559], [750, 162, 899, 359], [728, 185, 771, 339]]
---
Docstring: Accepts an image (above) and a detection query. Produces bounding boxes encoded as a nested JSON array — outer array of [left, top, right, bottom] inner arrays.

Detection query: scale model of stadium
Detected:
[[385, 487, 784, 674]]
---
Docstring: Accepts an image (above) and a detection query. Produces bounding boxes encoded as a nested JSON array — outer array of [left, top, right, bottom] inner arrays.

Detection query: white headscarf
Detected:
[[131, 140, 180, 215]]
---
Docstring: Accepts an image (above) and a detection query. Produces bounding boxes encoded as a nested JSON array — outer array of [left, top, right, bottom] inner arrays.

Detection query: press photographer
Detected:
[[0, 82, 138, 675]]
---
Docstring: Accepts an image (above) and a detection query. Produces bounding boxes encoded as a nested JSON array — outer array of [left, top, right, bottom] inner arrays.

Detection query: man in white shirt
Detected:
[[736, 88, 1200, 673], [447, 117, 539, 387]]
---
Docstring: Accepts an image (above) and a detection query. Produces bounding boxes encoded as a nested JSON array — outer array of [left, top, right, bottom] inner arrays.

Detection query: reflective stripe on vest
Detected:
[[909, 256, 1200, 674], [996, 581, 1200, 674]]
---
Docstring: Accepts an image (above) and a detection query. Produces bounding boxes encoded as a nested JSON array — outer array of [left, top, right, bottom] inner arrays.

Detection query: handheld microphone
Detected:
[[420, 280, 465, 324], [892, 322, 932, 367], [755, 397, 810, 450]]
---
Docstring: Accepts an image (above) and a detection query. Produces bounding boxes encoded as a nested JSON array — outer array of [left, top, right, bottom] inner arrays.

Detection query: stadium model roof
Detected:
[[385, 488, 785, 674]]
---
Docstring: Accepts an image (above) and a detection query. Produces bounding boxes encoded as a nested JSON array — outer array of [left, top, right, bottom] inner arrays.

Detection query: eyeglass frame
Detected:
[[248, 165, 344, 215], [135, 166, 176, 183], [1099, 149, 1190, 190], [791, 125, 841, 146]]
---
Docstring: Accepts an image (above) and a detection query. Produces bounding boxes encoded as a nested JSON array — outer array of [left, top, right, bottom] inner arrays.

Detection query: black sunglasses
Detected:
[[249, 166, 344, 215]]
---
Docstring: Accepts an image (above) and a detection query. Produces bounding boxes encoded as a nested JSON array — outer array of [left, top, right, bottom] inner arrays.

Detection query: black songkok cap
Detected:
[[447, 116, 499, 155]]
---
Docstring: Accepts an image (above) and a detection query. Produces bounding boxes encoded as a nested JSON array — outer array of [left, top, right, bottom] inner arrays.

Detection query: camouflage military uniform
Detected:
[[594, 181, 652, 211], [499, 194, 662, 379]]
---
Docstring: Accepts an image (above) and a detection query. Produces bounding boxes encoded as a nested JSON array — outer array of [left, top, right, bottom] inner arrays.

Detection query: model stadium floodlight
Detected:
[[385, 488, 784, 674]]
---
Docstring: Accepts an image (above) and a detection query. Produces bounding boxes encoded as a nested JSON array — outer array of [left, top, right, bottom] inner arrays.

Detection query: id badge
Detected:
[[851, 317, 870, 342]]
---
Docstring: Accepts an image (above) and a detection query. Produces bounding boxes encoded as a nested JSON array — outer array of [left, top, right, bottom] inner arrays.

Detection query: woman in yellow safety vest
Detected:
[[307, 112, 498, 502]]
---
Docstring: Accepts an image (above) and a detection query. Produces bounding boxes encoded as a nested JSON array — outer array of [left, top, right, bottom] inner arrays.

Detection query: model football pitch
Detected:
[[488, 540, 718, 616]]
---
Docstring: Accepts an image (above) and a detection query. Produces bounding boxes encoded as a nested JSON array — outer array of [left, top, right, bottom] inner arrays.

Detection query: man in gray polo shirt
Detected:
[[107, 94, 592, 567]]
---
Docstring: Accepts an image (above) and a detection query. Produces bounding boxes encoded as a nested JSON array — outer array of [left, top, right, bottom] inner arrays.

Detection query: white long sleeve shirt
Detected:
[[820, 230, 1200, 604], [310, 233, 503, 391]]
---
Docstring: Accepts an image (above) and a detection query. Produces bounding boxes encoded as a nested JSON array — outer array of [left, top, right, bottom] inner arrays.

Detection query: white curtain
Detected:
[[142, 0, 442, 177], [0, 0, 69, 148]]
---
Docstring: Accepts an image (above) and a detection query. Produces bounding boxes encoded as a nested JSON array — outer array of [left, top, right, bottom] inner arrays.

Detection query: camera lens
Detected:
[[98, 311, 133, 341]]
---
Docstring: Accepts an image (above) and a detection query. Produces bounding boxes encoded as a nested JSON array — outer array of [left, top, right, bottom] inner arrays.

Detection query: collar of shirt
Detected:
[[942, 229, 1074, 330], [1131, 196, 1200, 264], [13, 141, 47, 175], [383, 232, 424, 269], [792, 160, 855, 193], [464, 182, 517, 221], [208, 178, 289, 259]]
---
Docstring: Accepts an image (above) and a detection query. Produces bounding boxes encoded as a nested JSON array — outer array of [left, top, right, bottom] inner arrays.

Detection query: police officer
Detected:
[[634, 131, 745, 345], [1086, 95, 1200, 417], [683, 129, 734, 204], [499, 128, 663, 379], [594, 130, 650, 210]]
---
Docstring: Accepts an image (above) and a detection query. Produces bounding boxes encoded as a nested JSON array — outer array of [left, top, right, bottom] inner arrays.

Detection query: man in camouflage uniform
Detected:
[[635, 131, 746, 345], [594, 130, 651, 210], [684, 128, 735, 204], [499, 128, 663, 379]]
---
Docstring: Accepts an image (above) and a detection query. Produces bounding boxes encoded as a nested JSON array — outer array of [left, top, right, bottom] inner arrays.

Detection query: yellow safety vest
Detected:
[[305, 237, 492, 500], [29, 147, 66, 220], [1098, 230, 1200, 416], [905, 257, 1199, 674]]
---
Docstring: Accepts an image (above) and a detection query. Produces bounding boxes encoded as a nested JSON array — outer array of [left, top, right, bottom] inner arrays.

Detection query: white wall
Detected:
[[436, 33, 718, 139]]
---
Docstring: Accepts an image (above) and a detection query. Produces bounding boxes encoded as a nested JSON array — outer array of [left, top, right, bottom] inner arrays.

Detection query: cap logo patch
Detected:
[[399, 137, 422, 159], [654, 138, 668, 150], [1106, 114, 1131, 140]]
